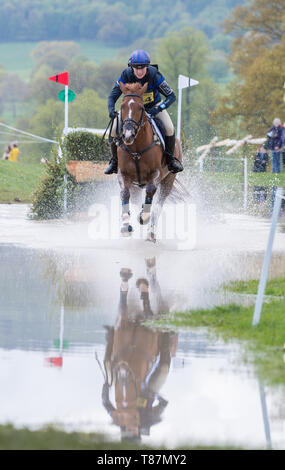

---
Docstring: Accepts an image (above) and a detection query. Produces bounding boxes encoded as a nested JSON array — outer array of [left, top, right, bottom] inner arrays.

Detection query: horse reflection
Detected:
[[101, 258, 177, 442]]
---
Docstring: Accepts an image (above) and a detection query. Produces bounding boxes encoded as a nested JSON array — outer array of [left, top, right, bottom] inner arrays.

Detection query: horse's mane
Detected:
[[120, 82, 147, 96]]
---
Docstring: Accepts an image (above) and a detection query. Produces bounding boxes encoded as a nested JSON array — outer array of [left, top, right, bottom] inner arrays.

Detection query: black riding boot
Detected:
[[164, 134, 183, 173], [104, 141, 118, 174]]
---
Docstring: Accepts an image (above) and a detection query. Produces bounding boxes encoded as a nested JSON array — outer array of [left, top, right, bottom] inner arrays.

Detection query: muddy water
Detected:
[[0, 204, 285, 448]]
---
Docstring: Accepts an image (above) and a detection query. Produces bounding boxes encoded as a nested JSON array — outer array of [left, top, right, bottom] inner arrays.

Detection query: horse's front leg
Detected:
[[119, 177, 133, 237], [138, 182, 157, 227]]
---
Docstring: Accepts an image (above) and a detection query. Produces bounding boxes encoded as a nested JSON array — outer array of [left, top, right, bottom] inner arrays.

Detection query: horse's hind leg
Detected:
[[147, 172, 176, 242]]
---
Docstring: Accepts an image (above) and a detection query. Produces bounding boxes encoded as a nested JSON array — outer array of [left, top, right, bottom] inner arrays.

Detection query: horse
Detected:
[[116, 82, 183, 242], [101, 260, 177, 441]]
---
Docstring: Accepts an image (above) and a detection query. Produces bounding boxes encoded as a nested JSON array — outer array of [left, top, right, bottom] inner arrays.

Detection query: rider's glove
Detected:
[[149, 106, 162, 117], [109, 109, 118, 119]]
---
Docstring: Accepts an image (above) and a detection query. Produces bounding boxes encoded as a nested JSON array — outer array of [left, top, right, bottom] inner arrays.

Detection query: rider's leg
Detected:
[[156, 108, 183, 173], [104, 116, 119, 175]]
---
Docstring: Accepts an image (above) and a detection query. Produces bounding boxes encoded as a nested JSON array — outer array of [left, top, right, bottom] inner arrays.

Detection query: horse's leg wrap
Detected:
[[120, 188, 130, 213], [120, 187, 133, 234]]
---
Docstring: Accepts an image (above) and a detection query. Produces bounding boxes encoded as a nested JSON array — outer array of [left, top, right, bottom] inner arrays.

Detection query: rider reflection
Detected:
[[101, 258, 177, 442]]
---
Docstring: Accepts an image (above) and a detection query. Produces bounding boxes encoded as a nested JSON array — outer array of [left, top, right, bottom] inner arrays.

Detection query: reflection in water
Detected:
[[0, 245, 285, 448], [100, 258, 177, 442]]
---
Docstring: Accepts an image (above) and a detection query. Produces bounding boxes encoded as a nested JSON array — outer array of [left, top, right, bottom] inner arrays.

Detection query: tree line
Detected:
[[0, 0, 241, 46]]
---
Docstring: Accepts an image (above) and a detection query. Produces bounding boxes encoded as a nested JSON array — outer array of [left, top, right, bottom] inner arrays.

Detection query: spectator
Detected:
[[266, 118, 283, 173], [253, 145, 268, 204], [2, 145, 11, 160], [253, 144, 269, 172], [8, 142, 19, 162]]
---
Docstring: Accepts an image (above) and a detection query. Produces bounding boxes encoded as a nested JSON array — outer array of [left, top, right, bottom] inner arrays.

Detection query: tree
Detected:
[[212, 0, 285, 137], [153, 27, 217, 143], [69, 89, 109, 128], [0, 73, 27, 119]]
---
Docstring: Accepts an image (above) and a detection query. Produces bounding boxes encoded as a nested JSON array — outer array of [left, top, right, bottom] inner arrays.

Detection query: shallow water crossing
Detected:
[[0, 204, 285, 449]]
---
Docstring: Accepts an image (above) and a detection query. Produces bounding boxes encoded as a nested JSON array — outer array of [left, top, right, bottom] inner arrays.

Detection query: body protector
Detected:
[[108, 65, 176, 115]]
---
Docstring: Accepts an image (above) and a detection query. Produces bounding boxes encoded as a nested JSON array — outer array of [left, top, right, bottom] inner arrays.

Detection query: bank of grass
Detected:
[[226, 278, 285, 297], [0, 160, 45, 203], [0, 424, 244, 450], [151, 278, 285, 387]]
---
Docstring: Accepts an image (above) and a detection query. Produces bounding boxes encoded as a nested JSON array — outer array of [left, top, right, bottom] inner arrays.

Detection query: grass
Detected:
[[150, 278, 285, 387], [0, 424, 244, 450], [0, 160, 45, 203], [226, 278, 285, 297]]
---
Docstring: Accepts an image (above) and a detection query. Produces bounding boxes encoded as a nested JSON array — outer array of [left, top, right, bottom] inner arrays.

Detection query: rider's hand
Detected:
[[109, 109, 118, 119], [149, 106, 161, 117]]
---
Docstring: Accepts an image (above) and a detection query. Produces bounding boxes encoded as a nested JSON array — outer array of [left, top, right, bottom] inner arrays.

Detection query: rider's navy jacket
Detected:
[[108, 65, 176, 114]]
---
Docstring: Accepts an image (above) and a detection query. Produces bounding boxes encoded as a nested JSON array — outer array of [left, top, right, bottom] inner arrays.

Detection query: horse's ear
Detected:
[[120, 82, 127, 94], [141, 82, 148, 95]]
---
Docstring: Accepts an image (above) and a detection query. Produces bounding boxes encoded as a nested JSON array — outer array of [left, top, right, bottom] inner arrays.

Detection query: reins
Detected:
[[119, 93, 156, 185]]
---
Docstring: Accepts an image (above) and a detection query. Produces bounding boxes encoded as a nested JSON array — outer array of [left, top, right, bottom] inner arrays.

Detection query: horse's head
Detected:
[[120, 82, 148, 145]]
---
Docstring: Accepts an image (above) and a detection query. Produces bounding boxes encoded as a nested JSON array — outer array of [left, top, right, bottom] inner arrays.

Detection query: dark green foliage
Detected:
[[0, 0, 243, 44], [30, 132, 110, 219], [29, 155, 66, 220], [63, 131, 110, 162]]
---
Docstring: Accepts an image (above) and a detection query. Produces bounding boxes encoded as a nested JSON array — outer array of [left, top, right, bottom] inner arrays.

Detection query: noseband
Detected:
[[121, 93, 145, 137]]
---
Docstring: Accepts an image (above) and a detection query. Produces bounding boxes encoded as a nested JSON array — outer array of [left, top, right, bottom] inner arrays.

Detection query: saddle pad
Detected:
[[146, 113, 165, 151]]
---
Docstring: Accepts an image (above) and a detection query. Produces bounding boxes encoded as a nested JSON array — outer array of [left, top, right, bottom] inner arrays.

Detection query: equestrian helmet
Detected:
[[128, 50, 150, 67]]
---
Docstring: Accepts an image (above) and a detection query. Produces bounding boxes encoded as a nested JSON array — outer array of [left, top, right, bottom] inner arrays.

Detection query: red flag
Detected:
[[49, 72, 69, 86]]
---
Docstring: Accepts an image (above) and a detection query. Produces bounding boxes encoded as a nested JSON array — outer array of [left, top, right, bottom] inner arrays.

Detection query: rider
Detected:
[[105, 49, 183, 175]]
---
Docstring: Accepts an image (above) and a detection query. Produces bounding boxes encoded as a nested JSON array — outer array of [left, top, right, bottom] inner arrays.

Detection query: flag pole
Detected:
[[64, 85, 68, 132]]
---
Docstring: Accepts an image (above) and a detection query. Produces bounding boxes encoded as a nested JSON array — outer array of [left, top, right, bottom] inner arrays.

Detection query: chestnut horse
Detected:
[[116, 82, 182, 242]]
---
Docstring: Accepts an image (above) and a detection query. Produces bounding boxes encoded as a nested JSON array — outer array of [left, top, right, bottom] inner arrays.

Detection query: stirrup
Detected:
[[104, 158, 118, 174], [167, 156, 183, 173]]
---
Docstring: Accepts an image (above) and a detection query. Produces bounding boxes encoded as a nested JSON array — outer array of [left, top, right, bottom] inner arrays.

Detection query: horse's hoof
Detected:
[[121, 224, 133, 235], [146, 232, 156, 243], [137, 211, 150, 225]]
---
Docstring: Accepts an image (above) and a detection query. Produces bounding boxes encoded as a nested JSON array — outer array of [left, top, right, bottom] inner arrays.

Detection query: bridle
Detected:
[[119, 92, 157, 186], [121, 93, 145, 138]]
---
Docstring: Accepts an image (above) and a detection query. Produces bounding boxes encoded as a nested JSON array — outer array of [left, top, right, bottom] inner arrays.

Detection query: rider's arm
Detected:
[[157, 79, 176, 110], [108, 83, 122, 115]]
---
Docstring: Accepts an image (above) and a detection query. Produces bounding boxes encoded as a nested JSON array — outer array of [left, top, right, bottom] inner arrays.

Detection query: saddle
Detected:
[[147, 115, 166, 151]]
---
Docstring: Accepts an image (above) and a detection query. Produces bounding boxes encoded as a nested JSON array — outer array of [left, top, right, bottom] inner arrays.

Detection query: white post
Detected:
[[63, 85, 69, 215], [64, 85, 69, 132], [252, 187, 283, 326], [177, 75, 199, 141], [243, 157, 248, 211], [177, 87, 182, 141], [59, 304, 65, 358]]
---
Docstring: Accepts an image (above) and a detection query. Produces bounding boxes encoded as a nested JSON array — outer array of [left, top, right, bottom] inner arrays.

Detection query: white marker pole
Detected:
[[252, 187, 283, 326], [243, 157, 248, 211], [64, 85, 69, 132], [177, 75, 199, 140], [63, 84, 69, 214]]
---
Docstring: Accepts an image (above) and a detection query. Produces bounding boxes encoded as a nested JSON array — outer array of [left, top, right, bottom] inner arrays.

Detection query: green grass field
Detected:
[[0, 41, 121, 80], [0, 160, 45, 203], [149, 277, 285, 387]]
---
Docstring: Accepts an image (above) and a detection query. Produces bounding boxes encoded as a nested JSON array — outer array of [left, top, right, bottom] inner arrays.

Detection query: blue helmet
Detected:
[[128, 50, 151, 67]]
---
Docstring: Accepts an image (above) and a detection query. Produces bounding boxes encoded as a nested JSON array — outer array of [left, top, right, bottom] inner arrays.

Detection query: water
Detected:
[[0, 204, 285, 449]]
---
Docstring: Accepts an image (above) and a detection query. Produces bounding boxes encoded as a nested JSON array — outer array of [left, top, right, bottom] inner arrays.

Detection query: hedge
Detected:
[[30, 131, 110, 220]]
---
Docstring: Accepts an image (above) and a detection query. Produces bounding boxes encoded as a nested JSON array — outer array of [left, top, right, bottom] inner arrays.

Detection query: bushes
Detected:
[[63, 131, 109, 162], [30, 131, 110, 219]]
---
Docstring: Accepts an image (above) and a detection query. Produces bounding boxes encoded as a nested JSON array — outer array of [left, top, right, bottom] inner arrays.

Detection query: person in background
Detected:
[[8, 143, 19, 162], [266, 118, 283, 173], [253, 144, 269, 172], [2, 145, 11, 160], [252, 144, 269, 204], [252, 145, 269, 204]]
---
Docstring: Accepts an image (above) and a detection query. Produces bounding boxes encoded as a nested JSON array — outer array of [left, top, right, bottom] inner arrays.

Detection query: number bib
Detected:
[[143, 91, 154, 105]]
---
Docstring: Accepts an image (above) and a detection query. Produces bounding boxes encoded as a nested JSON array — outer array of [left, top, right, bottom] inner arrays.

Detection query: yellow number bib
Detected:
[[143, 91, 154, 105]]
